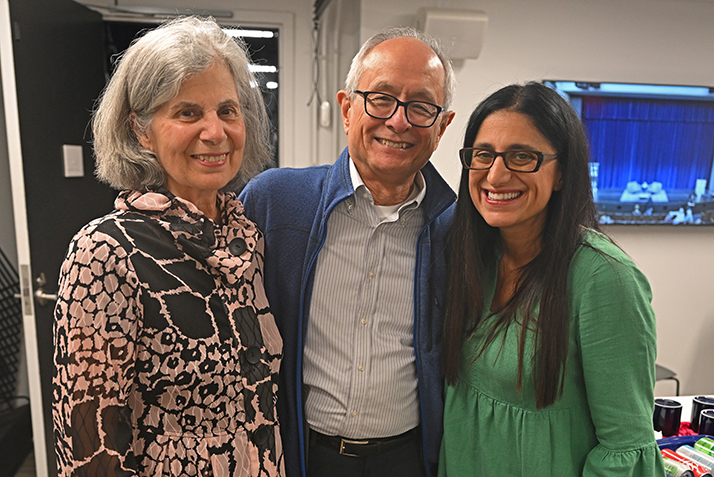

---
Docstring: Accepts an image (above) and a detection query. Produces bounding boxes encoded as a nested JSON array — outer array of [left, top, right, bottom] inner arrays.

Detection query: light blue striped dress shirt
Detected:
[[303, 159, 427, 439]]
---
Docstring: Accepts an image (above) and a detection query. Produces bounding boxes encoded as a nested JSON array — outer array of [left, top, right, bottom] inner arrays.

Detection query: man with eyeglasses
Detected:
[[240, 27, 456, 477]]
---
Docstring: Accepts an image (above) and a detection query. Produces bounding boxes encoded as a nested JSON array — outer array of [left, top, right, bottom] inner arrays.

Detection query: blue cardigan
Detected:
[[240, 148, 456, 477]]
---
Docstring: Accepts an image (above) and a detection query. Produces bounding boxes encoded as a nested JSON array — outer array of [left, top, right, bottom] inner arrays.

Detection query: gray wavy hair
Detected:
[[93, 16, 271, 191], [344, 26, 456, 111]]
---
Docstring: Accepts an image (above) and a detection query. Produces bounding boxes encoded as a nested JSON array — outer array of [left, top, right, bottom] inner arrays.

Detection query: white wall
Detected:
[[313, 0, 359, 165], [360, 0, 714, 396]]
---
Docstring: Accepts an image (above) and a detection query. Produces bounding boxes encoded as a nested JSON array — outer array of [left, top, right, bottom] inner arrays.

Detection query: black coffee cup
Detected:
[[700, 409, 714, 436], [654, 398, 682, 437], [690, 396, 714, 432]]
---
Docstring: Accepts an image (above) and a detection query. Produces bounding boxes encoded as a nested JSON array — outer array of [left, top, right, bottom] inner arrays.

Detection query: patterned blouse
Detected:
[[53, 189, 284, 477]]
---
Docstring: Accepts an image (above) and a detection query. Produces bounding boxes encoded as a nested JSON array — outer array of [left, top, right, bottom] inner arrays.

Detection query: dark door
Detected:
[[8, 0, 116, 475]]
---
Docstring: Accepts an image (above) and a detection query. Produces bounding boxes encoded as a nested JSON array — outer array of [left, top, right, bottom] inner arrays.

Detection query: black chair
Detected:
[[655, 364, 680, 396]]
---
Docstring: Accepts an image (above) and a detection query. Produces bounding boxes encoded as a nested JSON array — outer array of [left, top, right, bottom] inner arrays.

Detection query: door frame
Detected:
[[0, 0, 48, 475]]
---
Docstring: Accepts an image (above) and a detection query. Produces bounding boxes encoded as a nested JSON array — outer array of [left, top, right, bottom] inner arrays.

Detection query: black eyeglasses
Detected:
[[459, 148, 558, 173], [353, 90, 444, 128]]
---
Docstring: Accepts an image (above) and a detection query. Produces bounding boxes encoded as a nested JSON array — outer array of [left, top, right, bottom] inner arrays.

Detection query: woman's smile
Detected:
[[484, 190, 524, 202]]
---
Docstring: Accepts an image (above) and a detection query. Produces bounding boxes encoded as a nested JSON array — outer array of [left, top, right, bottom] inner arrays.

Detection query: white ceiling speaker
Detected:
[[416, 8, 488, 60]]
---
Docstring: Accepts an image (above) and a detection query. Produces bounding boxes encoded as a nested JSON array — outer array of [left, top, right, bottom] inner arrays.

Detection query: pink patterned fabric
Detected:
[[53, 190, 284, 476]]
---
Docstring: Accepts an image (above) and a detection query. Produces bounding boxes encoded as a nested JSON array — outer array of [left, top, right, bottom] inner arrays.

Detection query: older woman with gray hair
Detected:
[[52, 16, 283, 477]]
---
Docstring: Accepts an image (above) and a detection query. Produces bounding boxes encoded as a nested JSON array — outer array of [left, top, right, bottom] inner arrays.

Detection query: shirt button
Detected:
[[368, 270, 375, 279], [228, 237, 247, 256], [245, 346, 262, 364], [347, 203, 354, 211], [358, 364, 365, 372], [252, 426, 270, 446], [351, 411, 358, 417], [360, 318, 367, 326]]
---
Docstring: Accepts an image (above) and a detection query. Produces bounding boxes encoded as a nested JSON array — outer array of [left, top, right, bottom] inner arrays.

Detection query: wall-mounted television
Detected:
[[545, 81, 714, 225]]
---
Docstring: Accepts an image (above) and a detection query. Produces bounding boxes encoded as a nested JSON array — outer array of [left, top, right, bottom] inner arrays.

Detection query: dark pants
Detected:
[[306, 429, 427, 477]]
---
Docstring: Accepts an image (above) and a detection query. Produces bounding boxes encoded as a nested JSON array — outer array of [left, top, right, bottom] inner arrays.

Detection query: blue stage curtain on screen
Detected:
[[582, 96, 714, 191]]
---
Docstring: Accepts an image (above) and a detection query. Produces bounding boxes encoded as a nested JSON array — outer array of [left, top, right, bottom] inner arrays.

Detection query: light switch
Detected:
[[63, 144, 84, 178]]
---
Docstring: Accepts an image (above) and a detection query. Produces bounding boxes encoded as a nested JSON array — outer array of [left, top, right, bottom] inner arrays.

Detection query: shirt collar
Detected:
[[348, 157, 427, 209]]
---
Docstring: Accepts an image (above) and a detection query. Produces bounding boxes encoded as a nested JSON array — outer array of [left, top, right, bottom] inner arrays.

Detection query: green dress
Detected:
[[439, 230, 666, 476]]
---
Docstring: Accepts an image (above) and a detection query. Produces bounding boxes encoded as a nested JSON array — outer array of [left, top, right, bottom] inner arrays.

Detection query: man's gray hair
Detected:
[[93, 16, 271, 191], [344, 27, 456, 110]]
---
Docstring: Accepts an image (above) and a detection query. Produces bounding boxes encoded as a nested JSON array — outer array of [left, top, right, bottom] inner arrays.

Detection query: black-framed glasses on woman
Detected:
[[353, 90, 444, 128], [459, 148, 558, 173]]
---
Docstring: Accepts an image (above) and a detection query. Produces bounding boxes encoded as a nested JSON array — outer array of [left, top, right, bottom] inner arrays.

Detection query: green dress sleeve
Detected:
[[571, 237, 666, 476]]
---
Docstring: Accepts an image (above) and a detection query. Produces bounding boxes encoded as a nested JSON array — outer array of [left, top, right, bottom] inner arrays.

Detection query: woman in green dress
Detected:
[[439, 82, 665, 476]]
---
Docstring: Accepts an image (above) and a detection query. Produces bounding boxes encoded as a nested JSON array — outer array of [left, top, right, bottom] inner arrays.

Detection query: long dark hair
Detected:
[[442, 82, 600, 408]]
